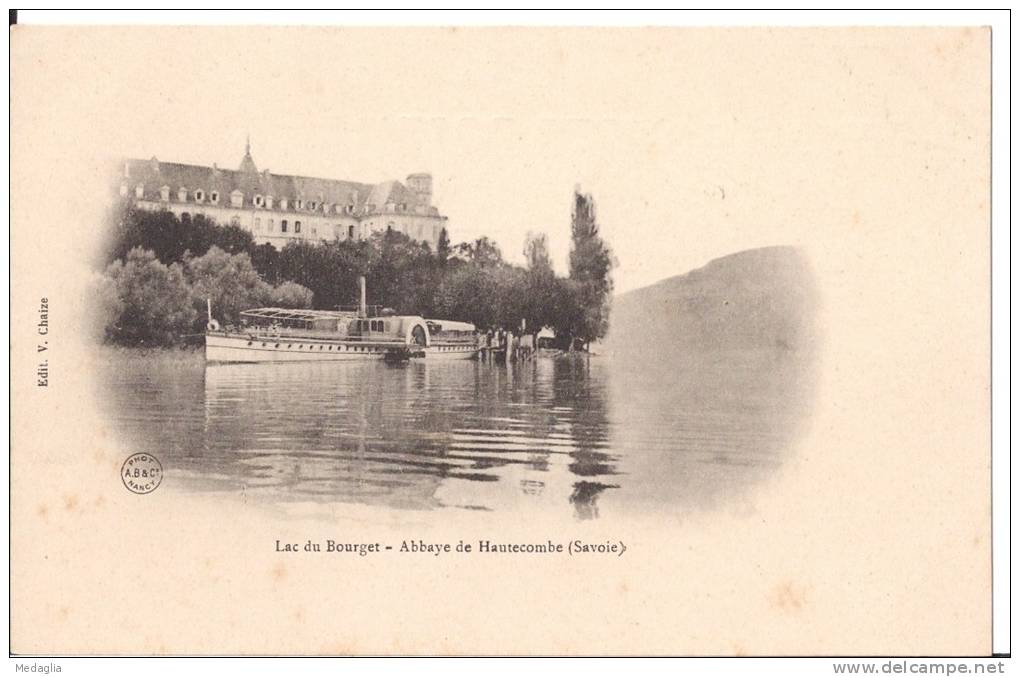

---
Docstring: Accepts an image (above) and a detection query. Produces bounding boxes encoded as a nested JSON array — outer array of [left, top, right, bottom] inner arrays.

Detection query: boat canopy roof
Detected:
[[239, 308, 476, 333], [426, 319, 476, 332], [240, 308, 358, 322]]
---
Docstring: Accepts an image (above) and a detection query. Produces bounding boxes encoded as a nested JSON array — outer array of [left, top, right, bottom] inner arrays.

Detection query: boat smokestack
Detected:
[[359, 276, 367, 318]]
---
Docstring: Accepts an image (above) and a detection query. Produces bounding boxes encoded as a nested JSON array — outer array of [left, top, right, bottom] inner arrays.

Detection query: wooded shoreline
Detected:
[[94, 190, 615, 350]]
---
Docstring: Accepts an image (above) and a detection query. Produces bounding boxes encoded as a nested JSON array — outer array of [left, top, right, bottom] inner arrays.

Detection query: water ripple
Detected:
[[96, 346, 814, 519]]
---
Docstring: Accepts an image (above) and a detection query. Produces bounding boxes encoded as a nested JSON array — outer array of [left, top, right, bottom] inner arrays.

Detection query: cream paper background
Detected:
[[10, 26, 990, 655]]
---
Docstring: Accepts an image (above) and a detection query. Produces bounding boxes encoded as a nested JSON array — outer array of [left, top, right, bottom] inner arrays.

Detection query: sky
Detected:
[[12, 25, 988, 294]]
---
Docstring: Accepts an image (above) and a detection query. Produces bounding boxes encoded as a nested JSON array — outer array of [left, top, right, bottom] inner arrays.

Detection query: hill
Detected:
[[605, 246, 817, 354]]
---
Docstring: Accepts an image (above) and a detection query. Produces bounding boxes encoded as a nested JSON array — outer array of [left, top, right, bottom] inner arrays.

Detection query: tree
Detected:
[[521, 232, 559, 336], [566, 189, 615, 347], [491, 265, 530, 331], [102, 247, 197, 346], [87, 271, 124, 343], [104, 207, 254, 266], [436, 264, 498, 329], [454, 236, 504, 268], [524, 231, 553, 274], [550, 277, 586, 349], [185, 246, 271, 327], [262, 281, 314, 309], [250, 242, 282, 283], [363, 229, 442, 315], [277, 238, 371, 310], [213, 223, 257, 256], [107, 207, 182, 264], [437, 227, 452, 266]]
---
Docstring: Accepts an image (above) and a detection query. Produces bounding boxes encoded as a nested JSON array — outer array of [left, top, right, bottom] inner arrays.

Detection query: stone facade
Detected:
[[117, 141, 449, 249]]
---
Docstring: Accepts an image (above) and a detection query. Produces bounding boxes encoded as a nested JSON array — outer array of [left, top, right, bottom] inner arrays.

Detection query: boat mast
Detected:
[[359, 276, 367, 318]]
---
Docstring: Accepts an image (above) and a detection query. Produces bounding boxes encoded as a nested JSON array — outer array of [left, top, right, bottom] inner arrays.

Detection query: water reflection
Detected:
[[97, 343, 813, 519]]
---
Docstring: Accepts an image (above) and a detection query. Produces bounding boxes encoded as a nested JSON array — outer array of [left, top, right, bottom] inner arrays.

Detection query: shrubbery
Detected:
[[97, 248, 197, 346], [264, 281, 315, 309], [96, 245, 314, 346]]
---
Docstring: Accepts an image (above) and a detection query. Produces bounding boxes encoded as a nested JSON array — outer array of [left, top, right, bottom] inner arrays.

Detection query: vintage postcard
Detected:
[[10, 24, 993, 656]]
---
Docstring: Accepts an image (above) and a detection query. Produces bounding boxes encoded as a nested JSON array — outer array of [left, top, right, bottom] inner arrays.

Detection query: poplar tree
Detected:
[[566, 189, 614, 348], [437, 227, 451, 266]]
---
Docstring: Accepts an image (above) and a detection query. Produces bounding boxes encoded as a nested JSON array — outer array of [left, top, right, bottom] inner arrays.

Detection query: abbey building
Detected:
[[117, 140, 449, 249]]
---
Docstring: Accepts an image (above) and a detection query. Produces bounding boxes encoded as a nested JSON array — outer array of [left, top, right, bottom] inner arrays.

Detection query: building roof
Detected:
[[367, 180, 422, 208], [120, 145, 440, 217]]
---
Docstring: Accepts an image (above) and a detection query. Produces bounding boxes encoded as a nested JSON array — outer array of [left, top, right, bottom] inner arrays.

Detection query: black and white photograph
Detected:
[[8, 13, 1006, 665], [96, 140, 817, 519]]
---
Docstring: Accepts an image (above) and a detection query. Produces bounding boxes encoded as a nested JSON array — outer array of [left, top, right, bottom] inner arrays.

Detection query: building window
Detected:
[[194, 189, 205, 202], [119, 184, 128, 197], [160, 186, 170, 201], [178, 187, 188, 202], [280, 198, 288, 210], [311, 226, 317, 237], [348, 225, 355, 239], [230, 190, 243, 208], [398, 203, 406, 211], [296, 199, 304, 210], [134, 185, 144, 199], [230, 216, 241, 227], [267, 219, 274, 232], [281, 220, 288, 233], [254, 217, 261, 231], [308, 201, 317, 211], [254, 195, 264, 207], [346, 204, 355, 215], [266, 195, 274, 209], [295, 221, 301, 234], [210, 191, 219, 204]]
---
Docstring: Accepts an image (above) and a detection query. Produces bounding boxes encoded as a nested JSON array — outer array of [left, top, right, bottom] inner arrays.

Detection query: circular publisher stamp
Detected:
[[121, 453, 163, 494]]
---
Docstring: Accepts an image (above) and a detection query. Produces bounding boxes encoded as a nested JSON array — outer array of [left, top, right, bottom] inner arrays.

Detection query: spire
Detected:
[[238, 135, 258, 174]]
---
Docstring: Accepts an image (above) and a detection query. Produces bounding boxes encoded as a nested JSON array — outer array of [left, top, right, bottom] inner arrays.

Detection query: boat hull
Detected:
[[205, 332, 477, 363]]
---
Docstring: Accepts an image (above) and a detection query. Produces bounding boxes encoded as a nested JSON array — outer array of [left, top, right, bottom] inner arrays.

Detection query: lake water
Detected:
[[97, 347, 815, 520]]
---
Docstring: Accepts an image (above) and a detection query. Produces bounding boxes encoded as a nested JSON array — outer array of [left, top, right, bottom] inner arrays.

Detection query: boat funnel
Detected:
[[359, 276, 367, 318]]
